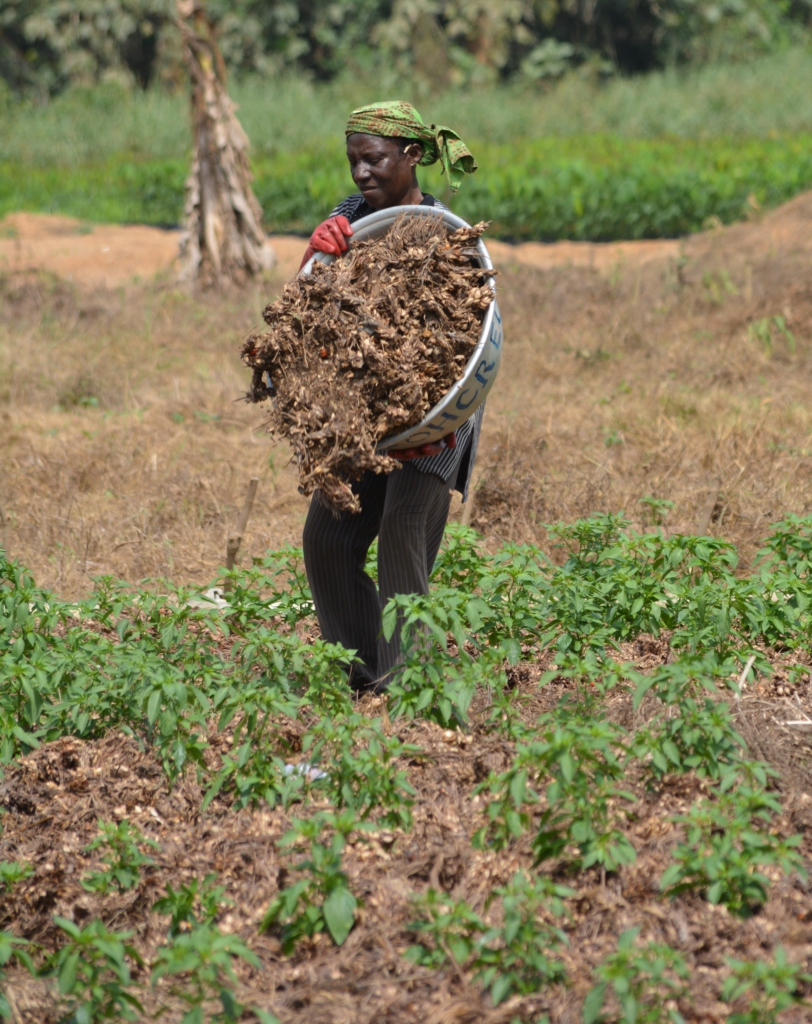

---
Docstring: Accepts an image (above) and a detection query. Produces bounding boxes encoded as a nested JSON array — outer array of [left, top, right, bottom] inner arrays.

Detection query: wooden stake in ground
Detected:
[[695, 476, 723, 536], [177, 0, 275, 287], [224, 477, 259, 590]]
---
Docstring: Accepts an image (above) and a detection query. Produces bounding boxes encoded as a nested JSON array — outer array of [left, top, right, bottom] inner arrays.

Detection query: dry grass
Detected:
[[472, 193, 812, 561], [2, 194, 812, 597], [0, 270, 301, 594]]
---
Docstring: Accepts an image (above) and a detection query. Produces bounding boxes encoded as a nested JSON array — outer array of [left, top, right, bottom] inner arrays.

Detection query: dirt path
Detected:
[[4, 195, 812, 288], [0, 210, 684, 287]]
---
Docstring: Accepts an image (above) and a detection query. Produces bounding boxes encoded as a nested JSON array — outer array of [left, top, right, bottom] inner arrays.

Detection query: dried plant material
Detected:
[[177, 1, 276, 287], [241, 214, 494, 513]]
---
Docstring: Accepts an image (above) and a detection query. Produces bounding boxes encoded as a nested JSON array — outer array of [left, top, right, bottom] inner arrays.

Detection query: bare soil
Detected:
[[0, 211, 682, 291]]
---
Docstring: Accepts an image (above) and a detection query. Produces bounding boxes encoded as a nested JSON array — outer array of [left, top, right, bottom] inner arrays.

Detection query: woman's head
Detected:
[[345, 101, 477, 206], [346, 133, 425, 210]]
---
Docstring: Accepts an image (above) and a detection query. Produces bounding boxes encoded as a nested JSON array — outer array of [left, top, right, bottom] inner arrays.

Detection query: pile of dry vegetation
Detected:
[[241, 213, 494, 513]]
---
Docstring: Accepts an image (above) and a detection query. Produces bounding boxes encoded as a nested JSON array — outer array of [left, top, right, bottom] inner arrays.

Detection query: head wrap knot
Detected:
[[345, 100, 477, 193]]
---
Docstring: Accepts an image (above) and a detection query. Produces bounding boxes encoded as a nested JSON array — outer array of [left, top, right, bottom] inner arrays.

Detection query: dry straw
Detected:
[[242, 215, 493, 513]]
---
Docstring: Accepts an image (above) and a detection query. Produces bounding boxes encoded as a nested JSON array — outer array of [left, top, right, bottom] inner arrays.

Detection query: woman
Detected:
[[301, 100, 484, 691]]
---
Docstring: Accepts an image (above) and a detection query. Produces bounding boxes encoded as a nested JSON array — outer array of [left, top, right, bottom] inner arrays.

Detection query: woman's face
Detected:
[[346, 134, 422, 210]]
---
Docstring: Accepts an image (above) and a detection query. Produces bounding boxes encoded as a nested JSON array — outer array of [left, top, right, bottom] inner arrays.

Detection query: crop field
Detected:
[[4, 51, 812, 243], [2, 180, 812, 1020], [4, 135, 812, 241], [2, 509, 812, 1024]]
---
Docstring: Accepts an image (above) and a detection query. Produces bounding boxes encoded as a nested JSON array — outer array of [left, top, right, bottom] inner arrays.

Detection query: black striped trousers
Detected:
[[302, 462, 455, 690]]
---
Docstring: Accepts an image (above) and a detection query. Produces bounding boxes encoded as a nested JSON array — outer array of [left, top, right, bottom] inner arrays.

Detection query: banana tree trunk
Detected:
[[177, 0, 275, 287]]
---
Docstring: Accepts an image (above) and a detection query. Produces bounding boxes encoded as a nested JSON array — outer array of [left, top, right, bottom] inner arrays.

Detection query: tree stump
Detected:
[[177, 0, 275, 287]]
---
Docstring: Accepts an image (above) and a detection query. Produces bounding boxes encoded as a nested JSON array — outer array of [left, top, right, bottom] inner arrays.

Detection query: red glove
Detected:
[[299, 215, 354, 270], [390, 432, 457, 461]]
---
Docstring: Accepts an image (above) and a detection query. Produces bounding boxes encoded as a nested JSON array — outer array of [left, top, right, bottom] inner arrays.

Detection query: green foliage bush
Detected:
[[630, 657, 747, 780], [660, 779, 806, 915], [305, 713, 419, 829], [3, 0, 810, 98], [473, 711, 637, 871], [3, 134, 812, 241]]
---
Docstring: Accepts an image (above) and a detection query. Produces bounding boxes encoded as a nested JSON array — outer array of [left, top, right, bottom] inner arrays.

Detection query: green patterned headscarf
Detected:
[[345, 100, 477, 192]]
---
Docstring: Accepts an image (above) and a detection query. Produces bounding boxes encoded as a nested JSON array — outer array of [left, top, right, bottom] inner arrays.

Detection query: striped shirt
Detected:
[[329, 192, 485, 500]]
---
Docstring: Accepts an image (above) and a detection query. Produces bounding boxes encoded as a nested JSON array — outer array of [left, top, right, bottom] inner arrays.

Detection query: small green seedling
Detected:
[[45, 917, 144, 1024], [722, 946, 812, 1024], [0, 860, 33, 891], [81, 819, 159, 894], [584, 928, 689, 1024]]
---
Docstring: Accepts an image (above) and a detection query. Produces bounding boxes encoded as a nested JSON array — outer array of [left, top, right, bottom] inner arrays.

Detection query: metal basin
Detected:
[[301, 204, 502, 451]]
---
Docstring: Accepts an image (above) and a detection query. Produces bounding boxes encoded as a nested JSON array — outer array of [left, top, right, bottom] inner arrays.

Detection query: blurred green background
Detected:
[[2, 1, 812, 239]]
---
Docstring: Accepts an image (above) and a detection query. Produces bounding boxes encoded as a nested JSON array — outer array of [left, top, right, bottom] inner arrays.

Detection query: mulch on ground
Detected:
[[3, 641, 812, 1022]]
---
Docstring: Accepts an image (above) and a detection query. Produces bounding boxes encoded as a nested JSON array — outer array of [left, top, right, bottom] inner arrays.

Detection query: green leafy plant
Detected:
[[204, 635, 360, 814], [305, 714, 419, 829], [476, 872, 571, 1004], [151, 923, 260, 1024], [757, 514, 812, 576], [632, 697, 744, 782], [479, 651, 532, 741], [81, 819, 159, 894], [0, 860, 33, 891], [473, 544, 549, 660], [639, 496, 675, 528], [260, 811, 361, 953], [722, 946, 812, 1023], [584, 928, 689, 1024], [44, 917, 144, 1024], [405, 889, 485, 970], [153, 874, 230, 936], [0, 931, 34, 1021], [407, 872, 571, 1005], [475, 713, 636, 871], [430, 523, 488, 595], [226, 546, 314, 631], [383, 588, 478, 728], [631, 657, 747, 781], [661, 783, 805, 915]]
